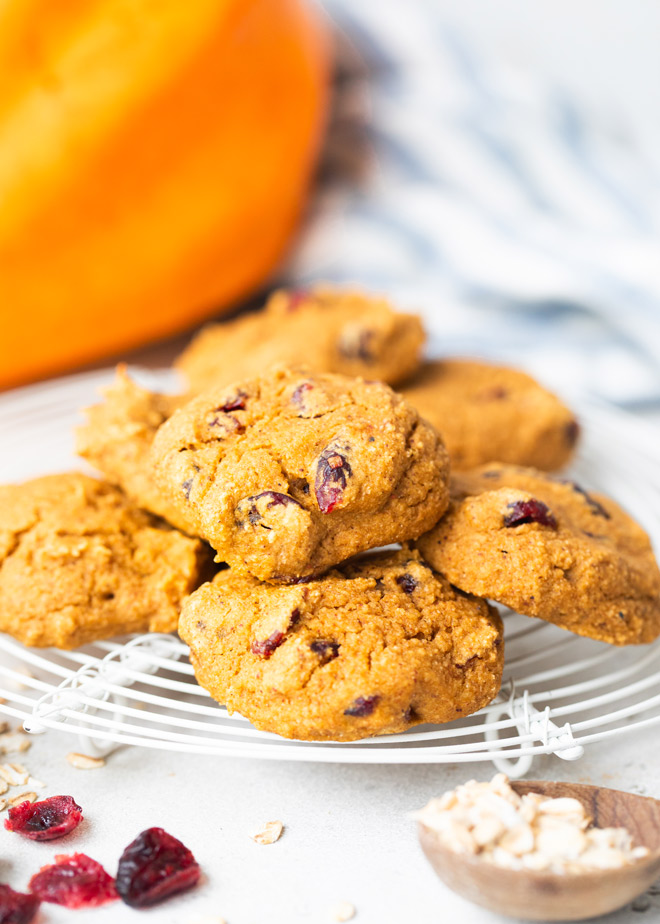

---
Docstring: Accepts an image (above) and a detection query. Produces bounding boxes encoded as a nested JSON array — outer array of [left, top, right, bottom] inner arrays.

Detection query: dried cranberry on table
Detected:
[[28, 854, 117, 909], [115, 827, 200, 907], [4, 795, 82, 841], [0, 883, 40, 924]]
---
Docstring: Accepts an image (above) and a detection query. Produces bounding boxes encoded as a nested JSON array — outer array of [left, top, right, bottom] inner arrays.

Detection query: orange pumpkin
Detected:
[[0, 0, 330, 389]]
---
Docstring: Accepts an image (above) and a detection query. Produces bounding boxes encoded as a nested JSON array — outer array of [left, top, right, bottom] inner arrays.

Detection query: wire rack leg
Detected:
[[485, 686, 584, 778], [23, 634, 183, 757]]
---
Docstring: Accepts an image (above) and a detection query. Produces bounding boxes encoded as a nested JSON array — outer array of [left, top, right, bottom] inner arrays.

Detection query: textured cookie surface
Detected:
[[151, 367, 450, 581], [400, 359, 579, 471], [179, 550, 504, 741], [0, 473, 210, 648], [176, 287, 426, 392], [417, 465, 660, 645], [76, 367, 196, 534]]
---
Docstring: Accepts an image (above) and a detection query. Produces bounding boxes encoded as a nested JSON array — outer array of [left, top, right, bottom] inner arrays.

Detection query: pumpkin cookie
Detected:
[[400, 359, 579, 471], [76, 367, 196, 534], [176, 286, 426, 392], [416, 465, 660, 645], [179, 550, 504, 741], [0, 473, 210, 649], [150, 366, 450, 582]]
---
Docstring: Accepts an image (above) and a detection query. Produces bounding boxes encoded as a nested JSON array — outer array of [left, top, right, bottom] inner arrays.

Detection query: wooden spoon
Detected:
[[418, 780, 660, 921]]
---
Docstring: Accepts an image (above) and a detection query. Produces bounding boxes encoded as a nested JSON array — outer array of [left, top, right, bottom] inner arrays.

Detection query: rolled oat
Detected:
[[415, 774, 649, 874]]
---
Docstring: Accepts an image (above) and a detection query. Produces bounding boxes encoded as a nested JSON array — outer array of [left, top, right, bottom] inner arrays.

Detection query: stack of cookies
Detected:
[[2, 286, 659, 743]]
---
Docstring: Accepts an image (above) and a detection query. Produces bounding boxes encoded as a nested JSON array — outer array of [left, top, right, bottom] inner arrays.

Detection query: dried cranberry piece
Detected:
[[115, 827, 200, 908], [236, 491, 302, 528], [181, 477, 193, 500], [478, 385, 508, 400], [503, 499, 558, 529], [291, 382, 313, 413], [344, 695, 380, 717], [5, 795, 82, 841], [315, 444, 352, 514], [286, 289, 308, 311], [263, 491, 297, 508], [251, 630, 285, 659], [0, 884, 40, 924], [218, 392, 247, 413], [310, 639, 340, 661], [29, 854, 117, 909], [207, 412, 244, 434], [337, 326, 374, 361], [563, 480, 611, 519], [565, 419, 580, 446], [395, 573, 417, 594], [252, 609, 300, 658]]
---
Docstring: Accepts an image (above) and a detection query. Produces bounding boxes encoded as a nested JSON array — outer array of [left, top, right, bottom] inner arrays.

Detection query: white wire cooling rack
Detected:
[[1, 366, 660, 778]]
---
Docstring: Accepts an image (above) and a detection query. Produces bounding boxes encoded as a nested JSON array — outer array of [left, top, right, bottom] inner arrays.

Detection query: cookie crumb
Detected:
[[66, 752, 106, 770], [251, 820, 284, 845], [8, 791, 37, 807], [333, 901, 356, 921]]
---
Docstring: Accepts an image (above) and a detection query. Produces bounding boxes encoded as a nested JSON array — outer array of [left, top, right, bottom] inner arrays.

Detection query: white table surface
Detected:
[[1, 718, 658, 924]]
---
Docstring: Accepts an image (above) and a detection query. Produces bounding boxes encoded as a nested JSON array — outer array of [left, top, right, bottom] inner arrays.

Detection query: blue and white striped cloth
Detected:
[[288, 0, 660, 412]]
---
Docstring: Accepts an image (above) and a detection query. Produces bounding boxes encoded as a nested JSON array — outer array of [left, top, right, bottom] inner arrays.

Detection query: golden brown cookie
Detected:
[[416, 464, 660, 645], [0, 473, 210, 649], [400, 359, 579, 471], [76, 367, 196, 534], [179, 550, 504, 741], [176, 286, 426, 392], [150, 366, 450, 582]]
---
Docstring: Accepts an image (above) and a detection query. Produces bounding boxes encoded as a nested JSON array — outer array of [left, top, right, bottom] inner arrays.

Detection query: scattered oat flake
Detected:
[[251, 820, 283, 845], [66, 752, 106, 770], [5, 667, 34, 692], [333, 901, 356, 922], [0, 779, 7, 796], [27, 776, 46, 789], [8, 791, 37, 807], [0, 731, 31, 754], [0, 799, 6, 812], [0, 762, 29, 785]]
